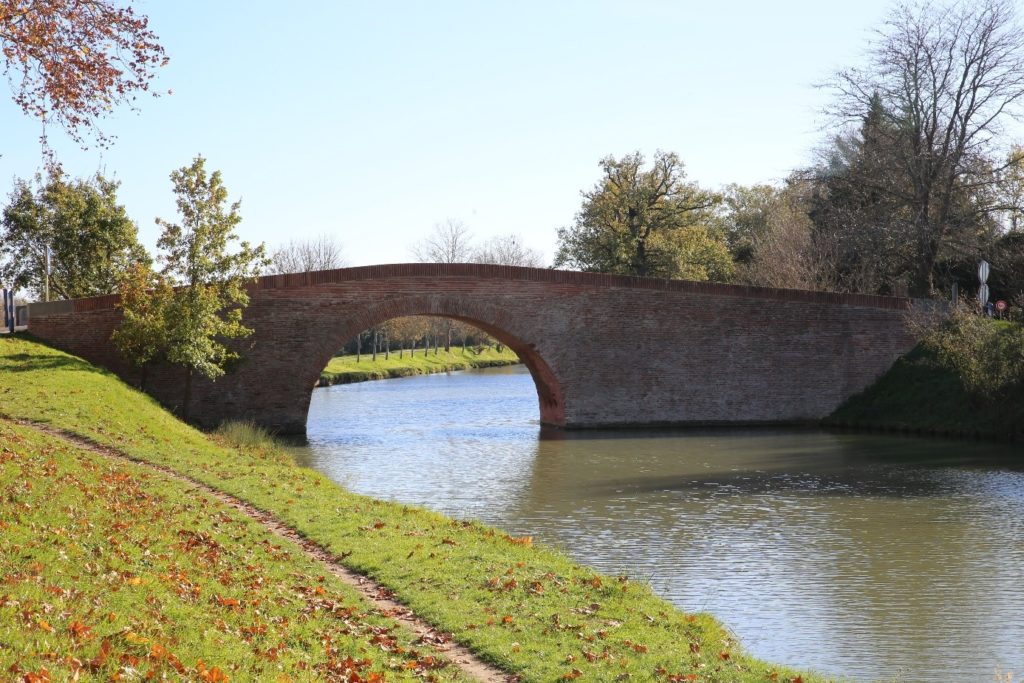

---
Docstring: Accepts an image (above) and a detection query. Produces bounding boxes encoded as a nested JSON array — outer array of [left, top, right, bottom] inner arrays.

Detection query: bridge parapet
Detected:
[[25, 264, 919, 435]]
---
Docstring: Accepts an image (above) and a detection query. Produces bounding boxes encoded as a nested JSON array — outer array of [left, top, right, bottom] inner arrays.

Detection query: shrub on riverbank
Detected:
[[0, 333, 823, 682], [918, 306, 1024, 400], [829, 311, 1024, 440], [215, 419, 274, 446]]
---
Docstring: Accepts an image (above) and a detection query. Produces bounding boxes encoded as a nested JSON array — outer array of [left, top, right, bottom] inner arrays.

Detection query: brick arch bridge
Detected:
[[26, 264, 917, 436]]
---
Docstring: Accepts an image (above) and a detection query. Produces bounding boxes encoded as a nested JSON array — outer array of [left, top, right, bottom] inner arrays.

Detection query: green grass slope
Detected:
[[320, 346, 520, 386], [0, 421, 471, 682], [827, 344, 1024, 440], [0, 334, 829, 682]]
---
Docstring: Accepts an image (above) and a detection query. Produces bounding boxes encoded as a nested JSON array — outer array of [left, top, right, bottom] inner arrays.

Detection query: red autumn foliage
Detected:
[[0, 0, 167, 145]]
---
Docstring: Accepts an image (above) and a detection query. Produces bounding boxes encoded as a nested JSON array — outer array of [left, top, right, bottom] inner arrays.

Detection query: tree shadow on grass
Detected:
[[0, 352, 100, 373], [1, 333, 115, 374]]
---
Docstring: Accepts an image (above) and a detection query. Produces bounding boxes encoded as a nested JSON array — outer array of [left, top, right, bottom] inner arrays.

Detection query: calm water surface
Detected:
[[294, 365, 1024, 682]]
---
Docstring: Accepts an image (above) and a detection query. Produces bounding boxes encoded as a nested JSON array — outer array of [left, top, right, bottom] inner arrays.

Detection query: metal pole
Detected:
[[44, 245, 51, 303], [3, 289, 12, 333]]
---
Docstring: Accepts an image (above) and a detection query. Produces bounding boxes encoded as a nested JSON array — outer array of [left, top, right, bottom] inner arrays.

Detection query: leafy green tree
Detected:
[[154, 156, 268, 418], [720, 184, 779, 265], [555, 151, 732, 281], [0, 171, 149, 300], [989, 230, 1024, 303], [997, 146, 1024, 233], [111, 261, 172, 390], [725, 178, 825, 291]]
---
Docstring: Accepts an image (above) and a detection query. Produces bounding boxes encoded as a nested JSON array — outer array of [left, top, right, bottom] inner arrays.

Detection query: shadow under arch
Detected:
[[303, 295, 566, 427]]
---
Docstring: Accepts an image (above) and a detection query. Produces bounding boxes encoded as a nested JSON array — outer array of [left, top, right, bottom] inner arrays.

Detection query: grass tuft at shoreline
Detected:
[[0, 333, 829, 682]]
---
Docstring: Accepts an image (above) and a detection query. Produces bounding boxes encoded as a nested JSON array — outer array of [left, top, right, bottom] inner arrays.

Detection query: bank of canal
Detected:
[[319, 345, 520, 386], [297, 364, 1024, 683]]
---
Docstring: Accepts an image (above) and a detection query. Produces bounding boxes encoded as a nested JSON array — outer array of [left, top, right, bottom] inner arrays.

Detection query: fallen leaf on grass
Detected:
[[22, 669, 51, 683], [504, 535, 532, 546], [67, 621, 91, 640]]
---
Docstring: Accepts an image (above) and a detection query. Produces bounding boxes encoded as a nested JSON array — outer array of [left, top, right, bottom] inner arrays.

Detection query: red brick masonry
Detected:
[[26, 264, 919, 435]]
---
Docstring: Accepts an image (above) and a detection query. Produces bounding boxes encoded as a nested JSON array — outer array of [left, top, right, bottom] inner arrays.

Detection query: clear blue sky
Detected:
[[1, 0, 908, 266]]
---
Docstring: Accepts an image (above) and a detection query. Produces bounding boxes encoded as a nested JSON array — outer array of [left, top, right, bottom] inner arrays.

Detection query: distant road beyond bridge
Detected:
[[26, 264, 918, 436]]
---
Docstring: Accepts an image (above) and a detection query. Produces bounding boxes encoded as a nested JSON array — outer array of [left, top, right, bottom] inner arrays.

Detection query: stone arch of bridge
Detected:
[[302, 295, 566, 426]]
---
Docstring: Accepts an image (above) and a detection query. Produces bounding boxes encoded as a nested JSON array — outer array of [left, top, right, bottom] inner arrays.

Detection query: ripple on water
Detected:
[[298, 365, 1024, 682]]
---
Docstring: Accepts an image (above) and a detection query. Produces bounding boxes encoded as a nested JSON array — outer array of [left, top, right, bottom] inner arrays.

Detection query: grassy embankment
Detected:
[[827, 343, 1024, 441], [0, 334, 825, 682], [0, 422, 472, 681], [319, 346, 520, 386]]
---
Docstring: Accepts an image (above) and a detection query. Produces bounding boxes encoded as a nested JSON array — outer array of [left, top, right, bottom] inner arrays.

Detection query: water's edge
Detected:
[[298, 365, 1024, 682]]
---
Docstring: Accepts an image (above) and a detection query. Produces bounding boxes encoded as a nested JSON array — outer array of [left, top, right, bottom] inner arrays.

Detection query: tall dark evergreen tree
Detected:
[[808, 94, 916, 294]]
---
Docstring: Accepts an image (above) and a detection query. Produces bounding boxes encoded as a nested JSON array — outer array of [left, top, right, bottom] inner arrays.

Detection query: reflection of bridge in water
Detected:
[[26, 263, 917, 435]]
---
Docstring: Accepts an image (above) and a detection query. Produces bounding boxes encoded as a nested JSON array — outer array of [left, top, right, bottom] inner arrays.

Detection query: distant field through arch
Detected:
[[313, 309, 564, 427]]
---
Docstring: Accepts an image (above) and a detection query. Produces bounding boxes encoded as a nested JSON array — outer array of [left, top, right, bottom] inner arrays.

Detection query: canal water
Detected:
[[293, 364, 1024, 682]]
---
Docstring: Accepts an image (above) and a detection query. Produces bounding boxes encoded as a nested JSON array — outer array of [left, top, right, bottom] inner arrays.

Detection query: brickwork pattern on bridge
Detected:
[[25, 264, 917, 435]]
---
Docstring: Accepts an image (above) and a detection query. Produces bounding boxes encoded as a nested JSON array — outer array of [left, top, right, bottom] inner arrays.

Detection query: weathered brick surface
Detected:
[[26, 264, 918, 435]]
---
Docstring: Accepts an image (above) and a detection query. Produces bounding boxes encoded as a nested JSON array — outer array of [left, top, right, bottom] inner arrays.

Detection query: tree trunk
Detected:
[[912, 222, 939, 297], [635, 239, 647, 276], [384, 332, 390, 360], [140, 363, 148, 392], [356, 334, 361, 363], [372, 329, 378, 361]]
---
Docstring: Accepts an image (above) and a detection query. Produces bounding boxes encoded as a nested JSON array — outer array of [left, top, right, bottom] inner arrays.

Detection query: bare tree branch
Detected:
[[822, 0, 1024, 294], [411, 218, 474, 263], [268, 234, 346, 274], [472, 234, 545, 267]]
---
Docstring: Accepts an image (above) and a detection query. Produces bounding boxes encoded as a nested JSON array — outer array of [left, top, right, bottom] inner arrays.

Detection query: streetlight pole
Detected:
[[44, 245, 51, 303]]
